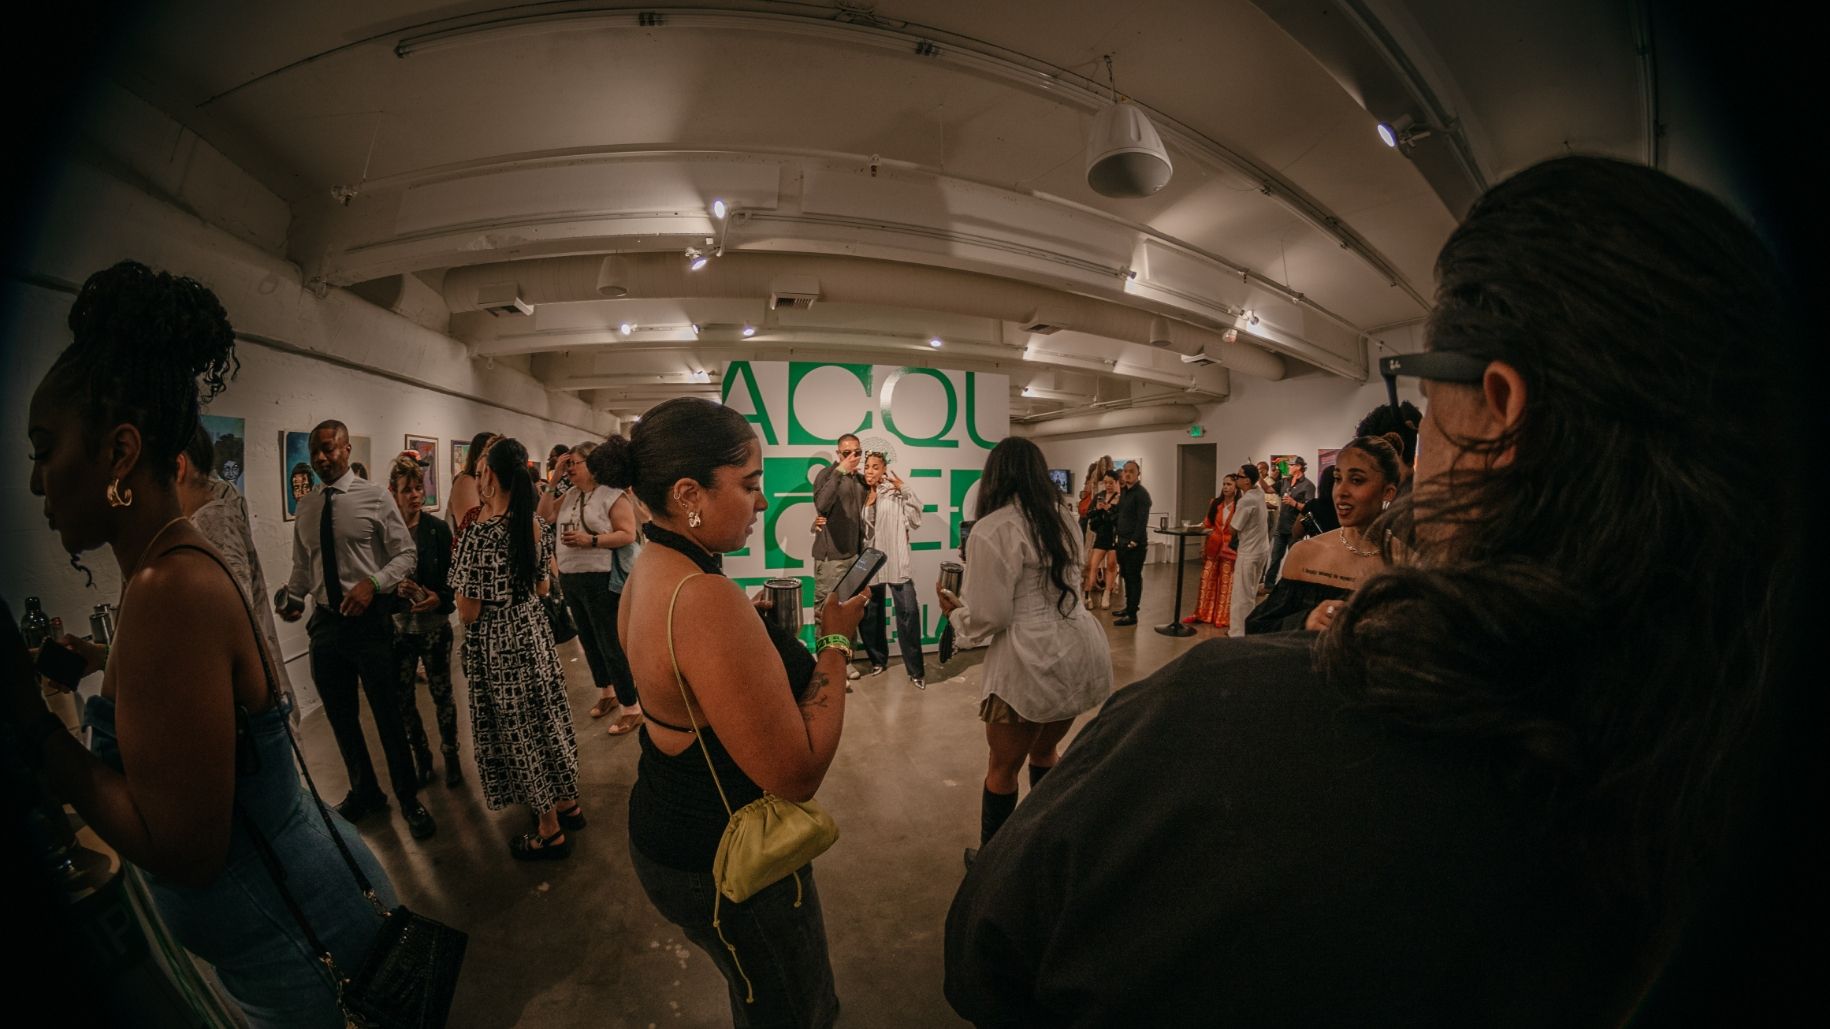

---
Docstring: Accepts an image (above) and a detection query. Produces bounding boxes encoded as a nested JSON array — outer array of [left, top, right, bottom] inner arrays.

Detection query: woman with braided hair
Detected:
[[6, 260, 396, 1028]]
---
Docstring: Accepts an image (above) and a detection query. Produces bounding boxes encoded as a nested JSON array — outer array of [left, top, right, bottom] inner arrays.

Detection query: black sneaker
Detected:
[[1113, 615, 1138, 626], [867, 665, 887, 677], [403, 803, 437, 840], [334, 792, 388, 822]]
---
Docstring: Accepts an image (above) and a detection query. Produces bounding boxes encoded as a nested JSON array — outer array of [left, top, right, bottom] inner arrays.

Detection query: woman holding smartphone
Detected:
[[1080, 469, 1121, 609], [599, 398, 866, 1028], [938, 437, 1112, 869]]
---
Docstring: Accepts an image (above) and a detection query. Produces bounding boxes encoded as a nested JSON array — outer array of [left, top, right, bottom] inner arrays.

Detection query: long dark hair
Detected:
[[483, 437, 539, 596], [462, 430, 497, 477], [590, 398, 754, 516], [1319, 156, 1797, 916], [974, 437, 1077, 614], [45, 260, 237, 481]]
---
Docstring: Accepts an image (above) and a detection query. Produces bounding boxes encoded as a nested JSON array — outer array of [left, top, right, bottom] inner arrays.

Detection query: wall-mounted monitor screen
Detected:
[[1047, 468, 1072, 494]]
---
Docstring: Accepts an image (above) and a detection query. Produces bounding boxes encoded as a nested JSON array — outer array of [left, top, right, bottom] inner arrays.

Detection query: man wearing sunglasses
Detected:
[[813, 433, 870, 678]]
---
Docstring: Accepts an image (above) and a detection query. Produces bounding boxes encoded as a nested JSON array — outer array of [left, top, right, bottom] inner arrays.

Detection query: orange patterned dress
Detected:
[[1191, 498, 1237, 629]]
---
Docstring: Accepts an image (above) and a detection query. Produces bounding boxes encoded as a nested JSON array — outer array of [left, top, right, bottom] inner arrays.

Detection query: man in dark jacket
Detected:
[[1265, 456, 1315, 588], [813, 433, 869, 678], [1111, 461, 1152, 627], [387, 453, 461, 788]]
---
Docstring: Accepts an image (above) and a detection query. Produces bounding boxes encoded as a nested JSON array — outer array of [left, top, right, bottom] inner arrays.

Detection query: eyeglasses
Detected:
[[1379, 351, 1490, 422], [837, 448, 861, 457]]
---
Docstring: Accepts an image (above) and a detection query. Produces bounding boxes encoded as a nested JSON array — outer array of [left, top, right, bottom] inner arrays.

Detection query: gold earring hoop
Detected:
[[106, 478, 134, 508], [688, 509, 703, 528]]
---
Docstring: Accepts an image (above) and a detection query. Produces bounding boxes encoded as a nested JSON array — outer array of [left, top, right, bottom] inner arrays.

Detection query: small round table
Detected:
[[1151, 525, 1211, 637]]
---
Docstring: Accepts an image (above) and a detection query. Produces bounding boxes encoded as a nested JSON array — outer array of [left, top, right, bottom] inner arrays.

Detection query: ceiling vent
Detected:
[[769, 273, 821, 311], [474, 283, 532, 317], [1147, 316, 1174, 348], [1021, 305, 1070, 335]]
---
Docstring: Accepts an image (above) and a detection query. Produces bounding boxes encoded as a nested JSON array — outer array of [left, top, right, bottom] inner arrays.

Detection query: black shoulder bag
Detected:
[[184, 544, 468, 1027]]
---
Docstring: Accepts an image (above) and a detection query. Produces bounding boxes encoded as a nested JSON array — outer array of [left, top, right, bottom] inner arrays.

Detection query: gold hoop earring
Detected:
[[106, 478, 134, 508], [688, 509, 702, 528]]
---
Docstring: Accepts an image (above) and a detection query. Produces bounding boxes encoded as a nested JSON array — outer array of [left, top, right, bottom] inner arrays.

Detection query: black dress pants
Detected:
[[309, 606, 419, 805], [1117, 541, 1147, 617]]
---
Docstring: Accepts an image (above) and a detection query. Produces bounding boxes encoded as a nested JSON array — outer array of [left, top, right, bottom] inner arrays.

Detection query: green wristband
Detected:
[[815, 634, 852, 656]]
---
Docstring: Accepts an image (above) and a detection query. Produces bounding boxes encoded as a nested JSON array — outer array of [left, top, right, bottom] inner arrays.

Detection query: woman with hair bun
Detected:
[[7, 260, 396, 1028], [450, 436, 582, 858], [595, 397, 865, 1028], [1244, 435, 1401, 634]]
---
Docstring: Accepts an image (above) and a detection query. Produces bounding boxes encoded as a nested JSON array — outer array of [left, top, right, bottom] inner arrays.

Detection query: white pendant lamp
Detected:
[[1085, 55, 1172, 199]]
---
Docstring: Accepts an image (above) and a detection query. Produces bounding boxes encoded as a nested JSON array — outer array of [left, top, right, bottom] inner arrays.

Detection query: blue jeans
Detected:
[[631, 846, 839, 1028], [860, 581, 925, 677]]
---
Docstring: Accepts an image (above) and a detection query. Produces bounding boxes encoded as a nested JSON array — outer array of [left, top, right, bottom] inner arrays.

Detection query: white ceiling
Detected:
[[103, 0, 1650, 420]]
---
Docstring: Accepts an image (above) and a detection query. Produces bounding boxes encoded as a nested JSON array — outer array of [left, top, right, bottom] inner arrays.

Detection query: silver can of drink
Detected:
[[89, 605, 115, 646], [939, 562, 964, 597], [763, 579, 804, 638]]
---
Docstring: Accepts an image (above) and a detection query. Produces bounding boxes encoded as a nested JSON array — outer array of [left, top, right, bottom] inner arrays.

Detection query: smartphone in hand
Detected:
[[829, 548, 887, 602]]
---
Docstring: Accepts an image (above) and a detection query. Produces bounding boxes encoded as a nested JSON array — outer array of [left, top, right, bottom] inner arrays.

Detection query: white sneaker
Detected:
[[846, 665, 861, 680]]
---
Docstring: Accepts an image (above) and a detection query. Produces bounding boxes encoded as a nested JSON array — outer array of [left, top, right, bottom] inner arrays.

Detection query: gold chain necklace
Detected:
[[1339, 526, 1380, 558]]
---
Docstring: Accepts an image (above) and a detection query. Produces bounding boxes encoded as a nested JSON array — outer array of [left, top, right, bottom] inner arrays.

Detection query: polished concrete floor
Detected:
[[296, 560, 1229, 1027]]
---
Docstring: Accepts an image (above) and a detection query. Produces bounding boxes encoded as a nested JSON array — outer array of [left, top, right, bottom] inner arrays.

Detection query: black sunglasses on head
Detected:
[[1379, 351, 1490, 423]]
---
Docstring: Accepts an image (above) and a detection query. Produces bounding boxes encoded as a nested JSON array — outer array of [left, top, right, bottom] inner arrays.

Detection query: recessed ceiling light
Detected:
[[928, 336, 944, 348], [619, 322, 633, 335], [712, 199, 727, 219], [741, 324, 757, 338], [690, 255, 709, 271]]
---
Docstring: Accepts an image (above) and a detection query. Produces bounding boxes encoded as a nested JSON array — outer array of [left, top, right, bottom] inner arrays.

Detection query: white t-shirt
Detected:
[[553, 485, 623, 574]]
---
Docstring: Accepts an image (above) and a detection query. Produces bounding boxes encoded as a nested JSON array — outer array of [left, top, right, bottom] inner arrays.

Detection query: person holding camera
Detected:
[[598, 398, 866, 1027]]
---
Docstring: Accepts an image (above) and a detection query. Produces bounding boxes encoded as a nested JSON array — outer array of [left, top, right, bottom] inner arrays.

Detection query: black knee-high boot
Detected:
[[1027, 763, 1053, 789], [981, 786, 1019, 846]]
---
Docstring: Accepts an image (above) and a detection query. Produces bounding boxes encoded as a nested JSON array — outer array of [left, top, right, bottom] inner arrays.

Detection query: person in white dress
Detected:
[[937, 438, 1113, 870], [1229, 463, 1271, 638]]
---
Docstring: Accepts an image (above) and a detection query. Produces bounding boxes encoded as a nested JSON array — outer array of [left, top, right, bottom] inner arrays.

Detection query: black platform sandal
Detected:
[[510, 829, 572, 860], [556, 805, 586, 832]]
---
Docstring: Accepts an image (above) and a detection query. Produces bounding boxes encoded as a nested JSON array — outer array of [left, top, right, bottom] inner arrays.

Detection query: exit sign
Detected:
[[1188, 425, 1205, 437]]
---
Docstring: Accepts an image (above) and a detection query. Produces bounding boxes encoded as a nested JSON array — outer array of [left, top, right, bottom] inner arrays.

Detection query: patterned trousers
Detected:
[[394, 624, 458, 764]]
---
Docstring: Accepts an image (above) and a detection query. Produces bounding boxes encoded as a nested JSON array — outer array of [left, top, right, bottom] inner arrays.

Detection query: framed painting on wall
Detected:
[[404, 434, 439, 511], [279, 430, 374, 520], [451, 441, 470, 485], [200, 414, 246, 493]]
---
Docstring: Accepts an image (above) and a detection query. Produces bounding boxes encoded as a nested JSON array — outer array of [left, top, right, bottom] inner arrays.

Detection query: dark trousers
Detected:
[[860, 581, 925, 678], [393, 624, 458, 762], [1265, 531, 1292, 587], [1117, 542, 1147, 617], [560, 571, 637, 706], [308, 607, 419, 805], [631, 846, 839, 1029]]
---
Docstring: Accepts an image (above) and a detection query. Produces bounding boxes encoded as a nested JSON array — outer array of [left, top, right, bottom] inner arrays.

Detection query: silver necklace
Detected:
[[1339, 526, 1379, 558]]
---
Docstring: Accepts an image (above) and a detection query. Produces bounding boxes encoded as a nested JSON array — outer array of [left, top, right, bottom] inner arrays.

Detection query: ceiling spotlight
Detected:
[[1085, 55, 1172, 198], [619, 322, 633, 335], [691, 323, 701, 336], [690, 256, 709, 271], [712, 199, 727, 219], [741, 324, 757, 338], [928, 336, 944, 348], [690, 369, 710, 383], [1376, 115, 1432, 151], [1022, 386, 1035, 397]]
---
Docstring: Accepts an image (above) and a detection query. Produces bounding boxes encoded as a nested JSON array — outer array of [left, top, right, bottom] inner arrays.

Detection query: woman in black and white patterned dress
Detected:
[[451, 436, 582, 859]]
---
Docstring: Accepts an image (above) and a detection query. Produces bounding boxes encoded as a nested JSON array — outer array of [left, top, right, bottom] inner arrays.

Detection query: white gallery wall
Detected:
[[0, 87, 614, 714]]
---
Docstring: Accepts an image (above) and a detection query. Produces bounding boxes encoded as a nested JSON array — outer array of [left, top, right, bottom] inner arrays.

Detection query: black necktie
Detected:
[[320, 487, 344, 611]]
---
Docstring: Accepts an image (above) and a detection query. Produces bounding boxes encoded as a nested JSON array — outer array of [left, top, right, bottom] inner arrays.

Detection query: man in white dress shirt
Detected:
[[279, 420, 435, 838], [1229, 463, 1272, 638]]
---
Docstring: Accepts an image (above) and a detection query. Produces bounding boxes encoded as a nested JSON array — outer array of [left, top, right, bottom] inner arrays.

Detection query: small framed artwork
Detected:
[[405, 434, 440, 511], [200, 414, 246, 492], [451, 441, 471, 485]]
